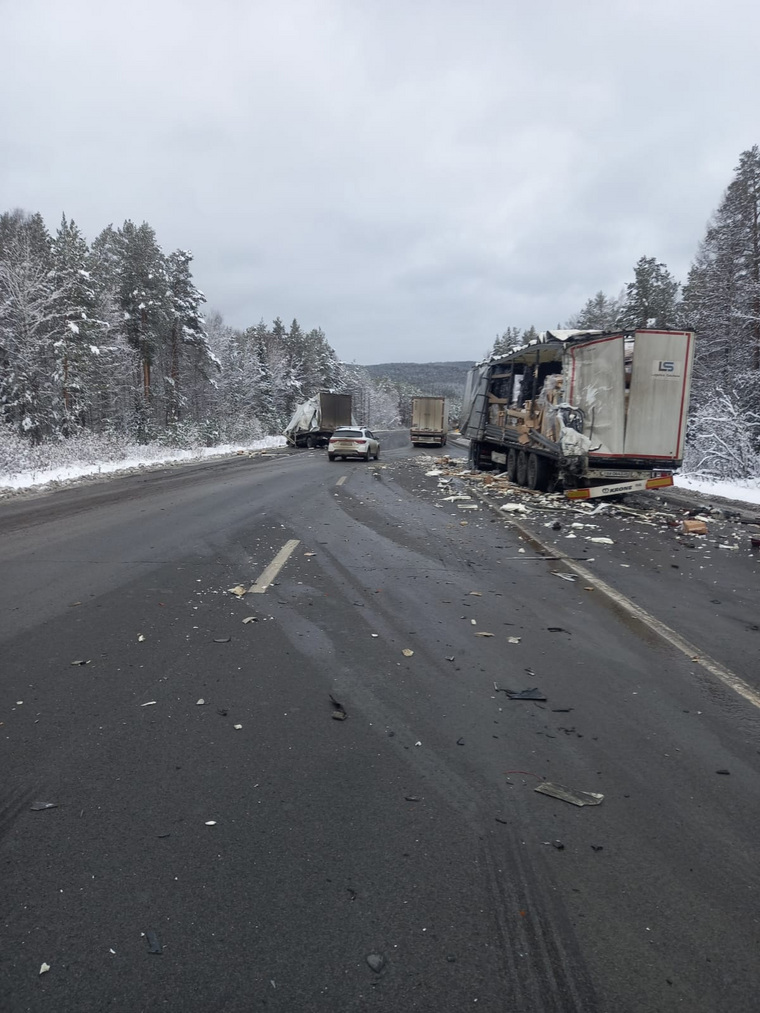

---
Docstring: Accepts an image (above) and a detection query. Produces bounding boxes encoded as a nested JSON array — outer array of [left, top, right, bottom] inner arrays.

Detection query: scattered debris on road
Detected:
[[366, 953, 386, 973], [241, 616, 258, 624], [141, 701, 157, 707], [329, 694, 348, 720], [145, 931, 163, 955], [498, 687, 546, 701], [39, 962, 50, 975], [137, 634, 146, 642], [534, 782, 604, 806], [228, 585, 248, 597], [213, 637, 231, 643], [681, 519, 708, 535], [402, 648, 414, 657], [30, 802, 58, 812], [70, 659, 90, 666]]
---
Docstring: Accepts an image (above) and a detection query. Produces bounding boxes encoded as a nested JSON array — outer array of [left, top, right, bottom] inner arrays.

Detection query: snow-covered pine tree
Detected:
[[50, 215, 101, 435], [680, 146, 760, 472], [0, 211, 57, 442], [163, 248, 219, 429], [619, 256, 680, 329], [565, 291, 623, 330], [116, 221, 169, 439]]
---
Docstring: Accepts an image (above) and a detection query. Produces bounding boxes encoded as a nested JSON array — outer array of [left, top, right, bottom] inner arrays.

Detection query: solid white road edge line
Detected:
[[474, 491, 760, 712], [248, 539, 301, 594]]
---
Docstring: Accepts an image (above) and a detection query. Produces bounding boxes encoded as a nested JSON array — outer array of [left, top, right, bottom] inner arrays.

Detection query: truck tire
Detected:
[[516, 450, 529, 486], [527, 452, 550, 491], [328, 454, 336, 461], [306, 434, 317, 449], [507, 448, 518, 483], [468, 440, 482, 469]]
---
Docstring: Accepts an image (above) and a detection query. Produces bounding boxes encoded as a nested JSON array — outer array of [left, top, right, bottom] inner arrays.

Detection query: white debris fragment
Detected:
[[588, 537, 614, 545], [196, 698, 205, 705], [507, 637, 521, 644], [137, 634, 146, 642], [228, 585, 247, 597], [234, 724, 243, 730], [500, 503, 528, 514], [205, 820, 217, 825], [39, 962, 50, 975], [141, 701, 157, 707]]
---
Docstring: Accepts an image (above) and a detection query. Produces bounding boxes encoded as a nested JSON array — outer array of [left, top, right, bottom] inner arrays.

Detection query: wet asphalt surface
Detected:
[[1, 436, 759, 1012]]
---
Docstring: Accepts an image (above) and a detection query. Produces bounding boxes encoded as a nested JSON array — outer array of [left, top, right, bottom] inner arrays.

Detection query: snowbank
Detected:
[[675, 474, 760, 507], [0, 435, 287, 493]]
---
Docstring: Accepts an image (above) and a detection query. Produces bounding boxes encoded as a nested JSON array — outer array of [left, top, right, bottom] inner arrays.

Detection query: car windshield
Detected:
[[333, 430, 363, 438]]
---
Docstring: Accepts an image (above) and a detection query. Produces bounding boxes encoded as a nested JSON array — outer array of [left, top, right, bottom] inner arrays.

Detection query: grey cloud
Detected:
[[2, 0, 760, 362]]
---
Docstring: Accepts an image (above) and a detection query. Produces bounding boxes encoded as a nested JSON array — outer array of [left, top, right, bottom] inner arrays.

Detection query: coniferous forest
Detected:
[[2, 146, 760, 481]]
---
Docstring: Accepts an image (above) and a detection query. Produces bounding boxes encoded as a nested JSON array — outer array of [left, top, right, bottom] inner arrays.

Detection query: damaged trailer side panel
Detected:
[[460, 328, 695, 497]]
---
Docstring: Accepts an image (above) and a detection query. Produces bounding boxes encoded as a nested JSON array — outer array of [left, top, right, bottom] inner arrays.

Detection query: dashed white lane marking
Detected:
[[336, 475, 347, 486], [480, 495, 760, 712], [248, 539, 300, 594]]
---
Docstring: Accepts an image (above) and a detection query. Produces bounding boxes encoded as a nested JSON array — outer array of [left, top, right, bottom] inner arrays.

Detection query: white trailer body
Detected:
[[410, 396, 448, 447], [460, 329, 694, 495]]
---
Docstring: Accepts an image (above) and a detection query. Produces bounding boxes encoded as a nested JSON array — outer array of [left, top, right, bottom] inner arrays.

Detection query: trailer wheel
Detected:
[[306, 435, 317, 449], [516, 450, 529, 486], [527, 452, 550, 491], [507, 448, 518, 483]]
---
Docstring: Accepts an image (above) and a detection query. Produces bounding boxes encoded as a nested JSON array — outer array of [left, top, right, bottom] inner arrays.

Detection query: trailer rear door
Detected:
[[623, 331, 693, 459], [567, 335, 626, 454]]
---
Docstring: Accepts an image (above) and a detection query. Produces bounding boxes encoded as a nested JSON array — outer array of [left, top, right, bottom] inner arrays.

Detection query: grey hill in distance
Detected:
[[363, 360, 475, 397]]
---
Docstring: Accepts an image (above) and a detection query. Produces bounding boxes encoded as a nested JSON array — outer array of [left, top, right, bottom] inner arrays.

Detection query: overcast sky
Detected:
[[2, 0, 759, 363]]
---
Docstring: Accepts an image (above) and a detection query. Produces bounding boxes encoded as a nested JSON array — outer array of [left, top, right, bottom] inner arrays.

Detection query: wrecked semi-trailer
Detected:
[[460, 328, 694, 497], [283, 392, 353, 448], [410, 396, 448, 447]]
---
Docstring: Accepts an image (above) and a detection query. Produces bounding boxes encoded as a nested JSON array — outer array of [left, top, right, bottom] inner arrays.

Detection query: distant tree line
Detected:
[[0, 211, 407, 448], [490, 146, 760, 478]]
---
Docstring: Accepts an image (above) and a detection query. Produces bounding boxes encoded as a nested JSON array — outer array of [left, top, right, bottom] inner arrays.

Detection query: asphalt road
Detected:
[[2, 437, 759, 1012]]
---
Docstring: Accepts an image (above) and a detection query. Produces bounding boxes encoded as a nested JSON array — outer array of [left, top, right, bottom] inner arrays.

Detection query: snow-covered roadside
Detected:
[[0, 436, 287, 494], [675, 474, 760, 507]]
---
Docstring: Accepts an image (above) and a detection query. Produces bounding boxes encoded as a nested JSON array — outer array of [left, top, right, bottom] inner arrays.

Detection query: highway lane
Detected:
[[1, 441, 759, 1012]]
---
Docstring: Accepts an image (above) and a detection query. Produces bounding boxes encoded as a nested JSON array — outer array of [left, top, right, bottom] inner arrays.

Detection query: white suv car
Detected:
[[328, 427, 380, 462]]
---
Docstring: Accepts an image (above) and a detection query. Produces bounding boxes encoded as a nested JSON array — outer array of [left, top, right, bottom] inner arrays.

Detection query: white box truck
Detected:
[[460, 328, 695, 497], [410, 396, 448, 447], [283, 392, 353, 448]]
